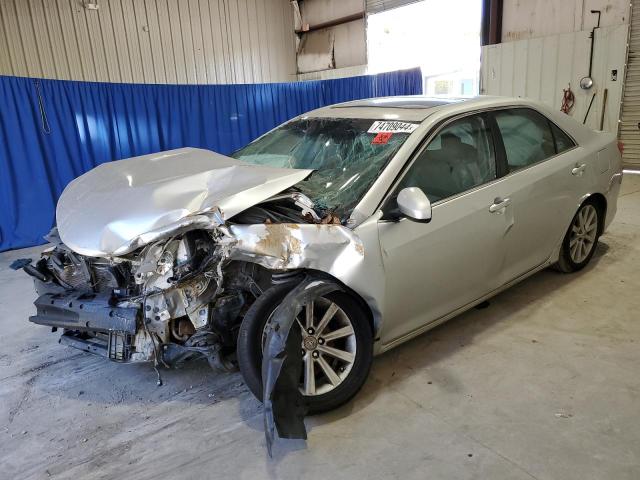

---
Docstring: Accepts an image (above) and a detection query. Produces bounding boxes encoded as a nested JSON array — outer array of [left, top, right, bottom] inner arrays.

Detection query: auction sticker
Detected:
[[372, 132, 393, 144], [368, 120, 419, 134]]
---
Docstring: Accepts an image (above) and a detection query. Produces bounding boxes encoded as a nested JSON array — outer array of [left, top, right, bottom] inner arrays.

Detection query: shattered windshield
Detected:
[[231, 118, 416, 220]]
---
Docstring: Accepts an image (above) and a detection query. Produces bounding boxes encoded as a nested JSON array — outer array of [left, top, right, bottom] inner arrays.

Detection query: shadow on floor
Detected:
[[14, 241, 612, 458], [303, 241, 611, 429]]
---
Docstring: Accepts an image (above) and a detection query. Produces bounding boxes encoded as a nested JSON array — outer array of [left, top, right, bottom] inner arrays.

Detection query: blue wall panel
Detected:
[[0, 68, 422, 251]]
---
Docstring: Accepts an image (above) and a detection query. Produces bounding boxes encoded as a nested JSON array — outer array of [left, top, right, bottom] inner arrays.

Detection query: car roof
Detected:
[[303, 95, 503, 122], [335, 97, 458, 109], [296, 95, 595, 145]]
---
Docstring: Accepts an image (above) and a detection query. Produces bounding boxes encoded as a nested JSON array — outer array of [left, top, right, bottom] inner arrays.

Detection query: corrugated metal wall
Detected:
[[619, 0, 640, 165], [0, 0, 297, 84], [481, 24, 628, 134]]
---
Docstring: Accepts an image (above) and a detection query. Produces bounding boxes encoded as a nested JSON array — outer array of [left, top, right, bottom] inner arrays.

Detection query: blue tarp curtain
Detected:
[[0, 68, 421, 251]]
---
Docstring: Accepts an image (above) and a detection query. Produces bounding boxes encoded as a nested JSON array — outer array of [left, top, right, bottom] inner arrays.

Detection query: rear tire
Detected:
[[556, 199, 602, 273], [237, 282, 373, 414]]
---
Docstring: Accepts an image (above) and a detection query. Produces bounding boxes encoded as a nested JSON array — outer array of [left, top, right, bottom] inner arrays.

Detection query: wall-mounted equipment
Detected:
[[580, 10, 602, 90]]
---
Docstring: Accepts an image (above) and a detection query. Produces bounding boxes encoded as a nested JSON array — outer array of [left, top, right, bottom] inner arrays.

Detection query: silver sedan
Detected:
[[18, 96, 623, 415]]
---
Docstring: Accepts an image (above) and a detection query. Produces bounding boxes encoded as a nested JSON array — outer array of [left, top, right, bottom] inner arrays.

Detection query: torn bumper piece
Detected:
[[30, 292, 138, 334], [59, 330, 133, 362], [262, 274, 343, 455]]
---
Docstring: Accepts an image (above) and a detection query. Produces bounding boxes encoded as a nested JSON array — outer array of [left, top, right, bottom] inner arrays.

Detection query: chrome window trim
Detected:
[[376, 105, 580, 217]]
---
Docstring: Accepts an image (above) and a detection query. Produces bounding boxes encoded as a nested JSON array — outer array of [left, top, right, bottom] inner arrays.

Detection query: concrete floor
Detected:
[[1, 176, 639, 480]]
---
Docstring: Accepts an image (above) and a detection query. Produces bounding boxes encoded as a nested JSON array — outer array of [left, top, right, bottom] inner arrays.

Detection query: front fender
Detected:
[[221, 216, 386, 345]]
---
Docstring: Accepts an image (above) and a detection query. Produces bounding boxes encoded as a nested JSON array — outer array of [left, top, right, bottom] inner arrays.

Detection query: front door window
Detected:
[[395, 114, 497, 203]]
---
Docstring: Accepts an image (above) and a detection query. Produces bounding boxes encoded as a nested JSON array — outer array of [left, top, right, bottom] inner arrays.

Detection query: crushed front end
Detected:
[[17, 226, 271, 370], [14, 185, 360, 373]]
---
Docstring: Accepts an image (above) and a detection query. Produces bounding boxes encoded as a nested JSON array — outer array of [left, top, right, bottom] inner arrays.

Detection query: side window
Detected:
[[494, 108, 556, 172], [550, 122, 575, 154], [394, 114, 497, 203]]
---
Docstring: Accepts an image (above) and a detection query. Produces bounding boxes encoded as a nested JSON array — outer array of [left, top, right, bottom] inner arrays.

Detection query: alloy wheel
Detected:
[[569, 204, 598, 264], [263, 297, 357, 396]]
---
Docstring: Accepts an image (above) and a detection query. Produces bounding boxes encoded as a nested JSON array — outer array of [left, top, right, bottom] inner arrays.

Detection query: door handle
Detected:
[[571, 163, 586, 176], [489, 197, 511, 213]]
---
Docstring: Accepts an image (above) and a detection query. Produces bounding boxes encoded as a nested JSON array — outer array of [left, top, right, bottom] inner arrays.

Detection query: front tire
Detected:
[[556, 199, 602, 273], [237, 282, 373, 414]]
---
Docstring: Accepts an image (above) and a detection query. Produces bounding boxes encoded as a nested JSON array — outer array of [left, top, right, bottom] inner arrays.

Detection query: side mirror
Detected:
[[397, 187, 432, 222]]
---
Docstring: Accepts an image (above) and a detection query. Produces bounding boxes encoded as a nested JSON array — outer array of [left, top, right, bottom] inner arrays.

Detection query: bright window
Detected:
[[367, 0, 482, 97]]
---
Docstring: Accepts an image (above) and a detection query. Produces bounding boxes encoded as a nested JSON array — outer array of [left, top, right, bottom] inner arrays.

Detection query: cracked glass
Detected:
[[232, 118, 415, 220]]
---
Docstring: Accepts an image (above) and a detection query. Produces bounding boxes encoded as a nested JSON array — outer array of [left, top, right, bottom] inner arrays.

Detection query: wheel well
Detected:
[[339, 284, 377, 338], [586, 193, 607, 234], [267, 268, 377, 338], [310, 272, 377, 338]]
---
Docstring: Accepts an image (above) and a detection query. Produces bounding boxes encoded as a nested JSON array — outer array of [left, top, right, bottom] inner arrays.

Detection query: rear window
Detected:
[[550, 122, 575, 154], [494, 108, 575, 172]]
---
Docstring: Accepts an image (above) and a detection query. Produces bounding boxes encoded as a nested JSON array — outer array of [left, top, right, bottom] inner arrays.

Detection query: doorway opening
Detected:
[[367, 0, 483, 96]]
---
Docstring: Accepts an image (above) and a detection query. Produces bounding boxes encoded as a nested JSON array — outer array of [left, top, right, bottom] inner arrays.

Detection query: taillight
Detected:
[[618, 141, 624, 155]]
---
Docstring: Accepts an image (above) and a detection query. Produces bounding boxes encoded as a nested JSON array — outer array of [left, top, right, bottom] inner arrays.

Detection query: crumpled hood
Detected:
[[56, 148, 313, 257]]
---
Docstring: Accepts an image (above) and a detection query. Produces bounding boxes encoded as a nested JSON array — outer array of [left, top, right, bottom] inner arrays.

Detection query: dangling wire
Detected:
[[142, 295, 169, 386], [561, 84, 575, 114], [33, 79, 51, 134]]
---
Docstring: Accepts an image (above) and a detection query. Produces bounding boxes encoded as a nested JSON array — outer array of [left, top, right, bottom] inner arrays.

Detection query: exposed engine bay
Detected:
[[20, 191, 337, 374]]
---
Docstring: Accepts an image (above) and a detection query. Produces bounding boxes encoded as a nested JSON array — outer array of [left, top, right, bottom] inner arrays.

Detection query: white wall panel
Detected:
[[70, 0, 98, 81], [133, 0, 156, 83], [512, 41, 528, 97], [198, 0, 216, 83], [255, 0, 271, 82], [0, 0, 297, 84], [502, 0, 630, 42], [210, 0, 231, 83], [539, 35, 559, 107], [0, 7, 11, 74], [57, 1, 84, 80], [481, 24, 628, 133], [178, 0, 198, 83], [98, 0, 123, 82], [302, 0, 363, 25], [333, 19, 366, 69], [0, 2, 24, 74], [85, 1, 109, 81], [16, 0, 42, 77], [226, 0, 244, 82], [279, 0, 297, 79], [28, 0, 56, 78], [41, 1, 70, 79], [524, 37, 543, 99], [498, 41, 515, 96], [189, 0, 207, 84], [245, 0, 262, 83]]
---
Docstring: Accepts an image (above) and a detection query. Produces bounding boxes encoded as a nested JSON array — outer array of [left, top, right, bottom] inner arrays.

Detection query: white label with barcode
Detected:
[[368, 121, 419, 134]]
